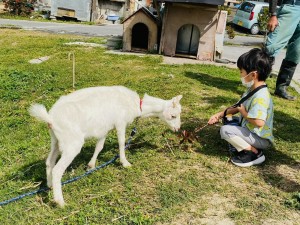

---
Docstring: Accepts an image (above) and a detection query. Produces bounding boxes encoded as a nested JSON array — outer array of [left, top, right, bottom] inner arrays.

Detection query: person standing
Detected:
[[266, 0, 300, 101]]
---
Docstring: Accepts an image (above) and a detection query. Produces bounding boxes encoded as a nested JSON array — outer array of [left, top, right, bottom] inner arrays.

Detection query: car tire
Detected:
[[250, 24, 259, 35]]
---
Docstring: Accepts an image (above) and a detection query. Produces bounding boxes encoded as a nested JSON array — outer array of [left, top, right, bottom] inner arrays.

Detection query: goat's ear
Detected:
[[176, 95, 183, 102], [172, 95, 183, 107]]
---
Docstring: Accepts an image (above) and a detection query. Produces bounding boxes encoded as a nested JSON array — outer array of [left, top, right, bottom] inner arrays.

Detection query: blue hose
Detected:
[[0, 127, 137, 206]]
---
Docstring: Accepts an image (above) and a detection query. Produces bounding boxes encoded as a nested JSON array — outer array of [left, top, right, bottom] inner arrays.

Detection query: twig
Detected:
[[194, 123, 209, 133], [111, 215, 126, 222], [55, 210, 80, 222], [20, 182, 42, 190], [164, 138, 176, 157]]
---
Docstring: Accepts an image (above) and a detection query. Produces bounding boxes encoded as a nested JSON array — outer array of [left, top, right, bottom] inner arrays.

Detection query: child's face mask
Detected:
[[241, 72, 254, 88]]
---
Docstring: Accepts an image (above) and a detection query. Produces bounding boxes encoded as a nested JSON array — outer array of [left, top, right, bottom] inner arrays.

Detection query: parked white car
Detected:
[[232, 1, 269, 35]]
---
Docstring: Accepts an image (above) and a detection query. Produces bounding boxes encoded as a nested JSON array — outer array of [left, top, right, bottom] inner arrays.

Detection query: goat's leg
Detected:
[[46, 133, 60, 188], [46, 131, 59, 187], [51, 140, 83, 207], [88, 137, 106, 169], [116, 125, 131, 167]]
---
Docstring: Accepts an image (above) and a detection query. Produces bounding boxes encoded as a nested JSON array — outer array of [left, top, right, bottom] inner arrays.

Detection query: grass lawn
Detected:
[[0, 29, 299, 224]]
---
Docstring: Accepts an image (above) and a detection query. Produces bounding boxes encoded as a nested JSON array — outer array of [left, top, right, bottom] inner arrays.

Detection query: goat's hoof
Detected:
[[87, 163, 95, 170], [122, 161, 132, 167], [47, 182, 53, 188], [55, 199, 65, 208]]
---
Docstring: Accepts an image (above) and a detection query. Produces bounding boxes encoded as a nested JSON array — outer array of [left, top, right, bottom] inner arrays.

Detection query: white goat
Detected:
[[29, 85, 182, 207]]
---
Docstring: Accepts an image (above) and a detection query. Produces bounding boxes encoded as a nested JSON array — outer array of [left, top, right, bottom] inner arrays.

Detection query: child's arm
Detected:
[[208, 108, 239, 124], [237, 104, 265, 127]]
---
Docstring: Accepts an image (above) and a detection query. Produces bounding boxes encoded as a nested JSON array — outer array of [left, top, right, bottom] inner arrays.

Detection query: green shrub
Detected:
[[2, 0, 36, 15], [258, 7, 270, 34], [285, 192, 300, 210]]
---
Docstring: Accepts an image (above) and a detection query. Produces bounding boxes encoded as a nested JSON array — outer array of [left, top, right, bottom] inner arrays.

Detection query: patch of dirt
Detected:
[[262, 219, 295, 225], [197, 194, 235, 225], [264, 164, 300, 192], [276, 164, 300, 184], [162, 56, 237, 69], [157, 194, 236, 225]]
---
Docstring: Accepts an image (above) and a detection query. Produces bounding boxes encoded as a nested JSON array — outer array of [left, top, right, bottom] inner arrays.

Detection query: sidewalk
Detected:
[[162, 46, 300, 94], [162, 43, 300, 94]]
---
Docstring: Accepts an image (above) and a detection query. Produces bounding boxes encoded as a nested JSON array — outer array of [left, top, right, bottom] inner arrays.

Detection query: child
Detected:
[[208, 48, 274, 167]]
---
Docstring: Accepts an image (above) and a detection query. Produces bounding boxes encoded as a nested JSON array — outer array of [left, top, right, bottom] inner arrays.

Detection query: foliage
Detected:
[[285, 192, 300, 210], [226, 24, 235, 39], [115, 40, 123, 50], [219, 5, 232, 16], [3, 0, 36, 15], [220, 5, 236, 39], [119, 17, 124, 23], [258, 7, 270, 34], [0, 29, 299, 224]]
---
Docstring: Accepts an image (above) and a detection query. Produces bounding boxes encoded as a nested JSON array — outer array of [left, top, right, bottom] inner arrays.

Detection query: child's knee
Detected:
[[220, 125, 231, 140]]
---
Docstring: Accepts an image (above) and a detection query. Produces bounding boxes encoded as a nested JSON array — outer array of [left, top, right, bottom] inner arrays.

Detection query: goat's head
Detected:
[[160, 95, 182, 132]]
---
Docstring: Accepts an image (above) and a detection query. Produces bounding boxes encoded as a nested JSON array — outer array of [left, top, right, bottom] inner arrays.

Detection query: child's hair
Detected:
[[237, 48, 273, 81]]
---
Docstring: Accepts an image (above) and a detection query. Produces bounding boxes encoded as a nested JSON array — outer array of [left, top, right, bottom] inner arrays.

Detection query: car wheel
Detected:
[[250, 24, 259, 35]]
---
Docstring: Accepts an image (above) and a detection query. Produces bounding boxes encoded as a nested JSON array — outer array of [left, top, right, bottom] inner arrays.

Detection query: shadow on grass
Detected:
[[184, 71, 243, 95], [259, 149, 300, 193], [184, 116, 300, 194], [183, 71, 300, 193], [1, 132, 158, 205], [7, 132, 157, 182], [273, 110, 300, 142]]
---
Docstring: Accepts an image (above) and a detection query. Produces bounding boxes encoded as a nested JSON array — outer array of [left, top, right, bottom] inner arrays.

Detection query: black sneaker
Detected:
[[228, 144, 238, 156], [231, 149, 265, 167]]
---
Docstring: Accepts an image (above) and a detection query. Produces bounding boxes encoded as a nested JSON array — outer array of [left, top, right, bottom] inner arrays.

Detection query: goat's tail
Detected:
[[29, 104, 53, 125]]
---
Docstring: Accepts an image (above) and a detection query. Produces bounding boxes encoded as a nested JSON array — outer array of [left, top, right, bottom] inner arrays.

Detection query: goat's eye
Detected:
[[171, 115, 177, 119]]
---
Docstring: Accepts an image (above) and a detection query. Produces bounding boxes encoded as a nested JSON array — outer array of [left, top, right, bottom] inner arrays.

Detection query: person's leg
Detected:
[[274, 59, 298, 100], [285, 14, 300, 65], [266, 5, 300, 57], [220, 125, 271, 151], [268, 5, 300, 100], [220, 125, 271, 167], [275, 16, 300, 100]]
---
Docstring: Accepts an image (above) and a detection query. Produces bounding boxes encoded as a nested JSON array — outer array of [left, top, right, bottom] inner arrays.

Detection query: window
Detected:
[[239, 2, 255, 13]]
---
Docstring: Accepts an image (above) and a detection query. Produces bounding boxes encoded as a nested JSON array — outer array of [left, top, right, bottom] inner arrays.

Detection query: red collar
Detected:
[[140, 99, 143, 111]]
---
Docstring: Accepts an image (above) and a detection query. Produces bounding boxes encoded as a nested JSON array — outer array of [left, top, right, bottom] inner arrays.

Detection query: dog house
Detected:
[[159, 0, 226, 61], [122, 8, 159, 52]]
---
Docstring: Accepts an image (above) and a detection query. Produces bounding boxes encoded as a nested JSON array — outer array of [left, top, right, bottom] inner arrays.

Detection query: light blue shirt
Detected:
[[240, 87, 274, 144]]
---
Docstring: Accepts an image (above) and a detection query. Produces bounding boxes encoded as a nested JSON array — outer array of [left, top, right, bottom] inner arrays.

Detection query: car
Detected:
[[232, 1, 269, 35]]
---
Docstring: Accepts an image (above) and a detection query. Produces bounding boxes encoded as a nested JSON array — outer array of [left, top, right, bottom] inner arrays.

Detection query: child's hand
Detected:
[[237, 104, 247, 118], [208, 112, 222, 124]]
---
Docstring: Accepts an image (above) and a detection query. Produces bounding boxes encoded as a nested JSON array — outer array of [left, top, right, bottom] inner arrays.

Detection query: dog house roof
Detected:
[[158, 0, 225, 5], [122, 7, 159, 24]]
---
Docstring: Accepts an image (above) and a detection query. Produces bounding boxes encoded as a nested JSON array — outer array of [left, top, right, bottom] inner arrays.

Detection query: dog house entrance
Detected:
[[131, 23, 149, 51], [176, 24, 200, 56]]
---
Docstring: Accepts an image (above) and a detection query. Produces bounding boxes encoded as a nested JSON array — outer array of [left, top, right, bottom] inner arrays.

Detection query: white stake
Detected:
[[68, 52, 76, 89]]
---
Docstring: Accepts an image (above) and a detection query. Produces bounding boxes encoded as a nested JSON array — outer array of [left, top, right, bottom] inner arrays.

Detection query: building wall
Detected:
[[97, 0, 125, 19], [51, 0, 92, 21], [160, 3, 219, 61], [123, 11, 158, 52]]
